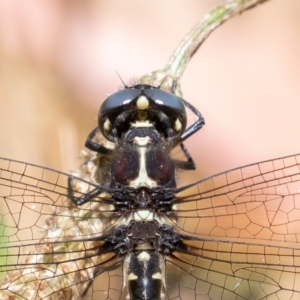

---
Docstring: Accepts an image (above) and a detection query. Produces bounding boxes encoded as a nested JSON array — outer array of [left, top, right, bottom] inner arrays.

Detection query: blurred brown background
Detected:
[[0, 0, 299, 180]]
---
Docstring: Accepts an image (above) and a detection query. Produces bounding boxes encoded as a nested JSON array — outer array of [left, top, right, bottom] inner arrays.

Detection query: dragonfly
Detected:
[[0, 83, 299, 300]]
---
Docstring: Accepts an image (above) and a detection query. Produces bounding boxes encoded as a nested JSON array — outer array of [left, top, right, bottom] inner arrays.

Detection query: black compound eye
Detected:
[[98, 89, 142, 141], [179, 113, 185, 122], [144, 88, 187, 133]]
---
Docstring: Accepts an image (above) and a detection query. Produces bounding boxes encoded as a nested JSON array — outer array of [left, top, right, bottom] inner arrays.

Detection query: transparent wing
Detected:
[[2, 154, 300, 300], [173, 153, 300, 242], [164, 239, 300, 300], [80, 264, 125, 300], [0, 158, 124, 299], [165, 154, 300, 299]]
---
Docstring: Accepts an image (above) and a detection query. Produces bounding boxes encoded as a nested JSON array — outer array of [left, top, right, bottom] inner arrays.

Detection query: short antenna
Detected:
[[115, 71, 128, 88], [157, 74, 169, 89]]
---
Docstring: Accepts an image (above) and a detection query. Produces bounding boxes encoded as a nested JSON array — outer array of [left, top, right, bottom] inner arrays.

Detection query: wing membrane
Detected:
[[0, 158, 123, 299], [165, 238, 300, 300], [166, 154, 300, 299], [1, 154, 300, 299], [173, 154, 300, 243]]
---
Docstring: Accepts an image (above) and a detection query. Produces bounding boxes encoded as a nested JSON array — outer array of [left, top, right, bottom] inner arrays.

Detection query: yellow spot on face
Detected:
[[174, 118, 182, 132], [137, 96, 149, 110], [103, 119, 111, 132]]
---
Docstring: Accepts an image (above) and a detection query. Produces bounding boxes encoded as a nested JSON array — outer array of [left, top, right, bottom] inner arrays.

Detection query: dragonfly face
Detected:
[[0, 84, 299, 300], [97, 84, 188, 144]]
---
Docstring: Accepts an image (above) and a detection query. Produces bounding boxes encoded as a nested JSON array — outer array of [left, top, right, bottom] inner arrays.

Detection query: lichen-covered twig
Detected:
[[140, 0, 271, 96]]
